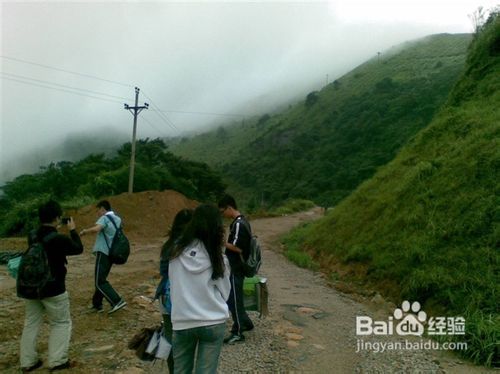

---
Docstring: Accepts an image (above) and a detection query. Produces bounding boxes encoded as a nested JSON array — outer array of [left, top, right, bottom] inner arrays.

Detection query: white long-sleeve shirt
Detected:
[[169, 239, 231, 331]]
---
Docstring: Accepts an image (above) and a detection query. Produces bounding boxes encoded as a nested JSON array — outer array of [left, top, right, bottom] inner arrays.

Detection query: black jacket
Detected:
[[226, 215, 252, 274], [34, 225, 84, 298]]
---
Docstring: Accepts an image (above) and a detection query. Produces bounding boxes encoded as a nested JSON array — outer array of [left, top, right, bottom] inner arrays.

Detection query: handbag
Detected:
[[7, 255, 22, 279], [128, 325, 171, 361]]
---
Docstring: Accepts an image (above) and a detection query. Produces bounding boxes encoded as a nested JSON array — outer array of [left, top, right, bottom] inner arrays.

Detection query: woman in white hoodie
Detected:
[[168, 204, 231, 374]]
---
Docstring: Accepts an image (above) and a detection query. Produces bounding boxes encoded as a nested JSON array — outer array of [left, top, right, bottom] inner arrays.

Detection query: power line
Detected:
[[150, 108, 246, 118], [141, 90, 179, 132], [0, 55, 133, 88], [141, 115, 171, 138], [2, 55, 248, 124], [0, 71, 133, 101], [1, 76, 125, 104]]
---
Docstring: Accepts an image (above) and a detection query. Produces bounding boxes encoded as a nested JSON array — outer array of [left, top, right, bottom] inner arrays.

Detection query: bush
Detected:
[[271, 199, 315, 215]]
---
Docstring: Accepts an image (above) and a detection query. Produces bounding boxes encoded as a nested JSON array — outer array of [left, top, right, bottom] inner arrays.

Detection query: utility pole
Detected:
[[124, 87, 148, 194]]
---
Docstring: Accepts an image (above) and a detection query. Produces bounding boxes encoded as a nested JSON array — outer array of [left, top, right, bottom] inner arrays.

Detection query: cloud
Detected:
[[0, 0, 491, 183]]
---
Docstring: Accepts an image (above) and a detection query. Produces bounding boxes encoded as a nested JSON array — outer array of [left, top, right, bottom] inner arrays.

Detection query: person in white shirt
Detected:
[[168, 204, 231, 374], [80, 200, 126, 314]]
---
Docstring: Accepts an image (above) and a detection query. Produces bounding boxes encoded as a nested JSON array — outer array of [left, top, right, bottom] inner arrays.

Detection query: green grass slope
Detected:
[[172, 33, 472, 208], [284, 15, 499, 366]]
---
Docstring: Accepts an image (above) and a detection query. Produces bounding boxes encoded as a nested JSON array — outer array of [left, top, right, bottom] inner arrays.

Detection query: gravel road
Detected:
[[0, 208, 494, 373]]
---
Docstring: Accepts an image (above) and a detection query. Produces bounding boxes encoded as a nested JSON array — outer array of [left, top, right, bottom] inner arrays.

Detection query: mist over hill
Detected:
[[171, 33, 472, 208], [0, 130, 129, 187]]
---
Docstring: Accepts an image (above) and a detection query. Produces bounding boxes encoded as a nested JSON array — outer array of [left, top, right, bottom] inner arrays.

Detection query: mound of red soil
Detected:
[[67, 190, 198, 241]]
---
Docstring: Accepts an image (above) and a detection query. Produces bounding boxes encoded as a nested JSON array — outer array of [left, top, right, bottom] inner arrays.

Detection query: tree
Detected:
[[216, 126, 228, 143], [305, 91, 319, 108], [469, 6, 486, 35]]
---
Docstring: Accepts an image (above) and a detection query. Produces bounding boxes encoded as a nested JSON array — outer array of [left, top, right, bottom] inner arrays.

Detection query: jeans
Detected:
[[92, 252, 121, 307], [228, 273, 254, 334], [172, 323, 225, 374], [20, 291, 72, 368]]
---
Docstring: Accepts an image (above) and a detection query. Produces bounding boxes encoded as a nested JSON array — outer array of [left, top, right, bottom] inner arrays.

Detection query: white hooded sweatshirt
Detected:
[[169, 239, 231, 331]]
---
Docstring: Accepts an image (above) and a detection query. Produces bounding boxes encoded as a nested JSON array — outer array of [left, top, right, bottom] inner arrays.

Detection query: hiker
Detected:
[[80, 200, 126, 314], [168, 204, 231, 374], [19, 200, 83, 372], [154, 208, 193, 373], [218, 194, 254, 344]]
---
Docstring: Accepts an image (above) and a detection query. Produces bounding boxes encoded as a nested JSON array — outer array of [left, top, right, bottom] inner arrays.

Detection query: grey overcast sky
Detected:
[[0, 0, 497, 182]]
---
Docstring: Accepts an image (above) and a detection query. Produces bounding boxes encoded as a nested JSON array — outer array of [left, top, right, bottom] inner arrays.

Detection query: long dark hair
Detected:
[[170, 204, 225, 280], [161, 209, 193, 259]]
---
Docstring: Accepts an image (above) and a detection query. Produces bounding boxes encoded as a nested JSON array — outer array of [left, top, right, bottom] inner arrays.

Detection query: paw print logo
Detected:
[[394, 300, 427, 336]]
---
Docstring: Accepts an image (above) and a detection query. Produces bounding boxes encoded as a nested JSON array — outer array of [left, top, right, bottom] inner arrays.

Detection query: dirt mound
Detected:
[[68, 190, 198, 241]]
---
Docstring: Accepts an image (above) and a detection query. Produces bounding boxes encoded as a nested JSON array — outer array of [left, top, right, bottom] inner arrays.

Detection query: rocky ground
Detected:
[[0, 200, 495, 373]]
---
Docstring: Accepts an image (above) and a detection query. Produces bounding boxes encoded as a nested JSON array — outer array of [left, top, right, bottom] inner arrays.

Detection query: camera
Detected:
[[61, 217, 71, 225]]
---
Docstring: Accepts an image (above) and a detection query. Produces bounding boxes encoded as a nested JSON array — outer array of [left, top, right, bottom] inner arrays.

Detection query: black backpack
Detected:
[[240, 235, 262, 278], [239, 220, 262, 278], [17, 232, 58, 299], [104, 215, 130, 265]]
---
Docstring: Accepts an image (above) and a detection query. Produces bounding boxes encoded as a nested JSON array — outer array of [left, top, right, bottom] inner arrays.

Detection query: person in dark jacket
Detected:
[[154, 208, 193, 373], [218, 194, 254, 344], [20, 200, 83, 372]]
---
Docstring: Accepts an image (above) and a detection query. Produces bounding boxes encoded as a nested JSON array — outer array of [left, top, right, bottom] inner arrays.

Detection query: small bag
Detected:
[[128, 325, 171, 361], [128, 326, 158, 361], [7, 255, 22, 279]]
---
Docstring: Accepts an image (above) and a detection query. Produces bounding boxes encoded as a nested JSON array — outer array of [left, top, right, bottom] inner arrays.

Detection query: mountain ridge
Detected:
[[171, 32, 472, 208]]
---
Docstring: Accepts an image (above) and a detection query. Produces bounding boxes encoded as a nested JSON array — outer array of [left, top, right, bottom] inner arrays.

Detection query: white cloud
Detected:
[[1, 0, 493, 182]]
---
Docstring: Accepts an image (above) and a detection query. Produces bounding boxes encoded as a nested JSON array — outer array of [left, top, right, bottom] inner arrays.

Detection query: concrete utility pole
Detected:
[[124, 87, 148, 194]]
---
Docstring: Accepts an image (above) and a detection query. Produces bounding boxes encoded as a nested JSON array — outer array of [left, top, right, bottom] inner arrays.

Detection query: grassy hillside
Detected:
[[172, 33, 472, 208], [284, 14, 499, 366]]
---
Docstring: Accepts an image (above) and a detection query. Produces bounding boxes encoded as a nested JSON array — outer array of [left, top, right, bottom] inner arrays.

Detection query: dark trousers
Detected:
[[92, 252, 121, 307], [227, 272, 253, 335], [162, 313, 174, 373]]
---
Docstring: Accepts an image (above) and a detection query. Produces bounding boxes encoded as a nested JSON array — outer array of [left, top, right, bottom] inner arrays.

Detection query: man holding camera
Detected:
[[20, 200, 83, 372]]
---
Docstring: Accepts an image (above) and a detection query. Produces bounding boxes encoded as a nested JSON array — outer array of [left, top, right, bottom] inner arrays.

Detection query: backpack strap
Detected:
[[42, 232, 59, 244], [25, 232, 58, 254], [103, 214, 120, 250], [105, 214, 121, 230]]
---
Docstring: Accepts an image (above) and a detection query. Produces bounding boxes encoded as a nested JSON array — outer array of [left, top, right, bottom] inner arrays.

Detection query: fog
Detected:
[[0, 0, 494, 185]]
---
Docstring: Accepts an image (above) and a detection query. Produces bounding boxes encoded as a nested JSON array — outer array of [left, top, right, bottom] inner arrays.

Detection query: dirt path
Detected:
[[0, 208, 494, 373], [249, 208, 493, 374]]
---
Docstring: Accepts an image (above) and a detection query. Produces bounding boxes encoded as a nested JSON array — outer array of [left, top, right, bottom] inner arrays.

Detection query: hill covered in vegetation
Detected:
[[0, 139, 225, 236], [171, 33, 472, 208], [284, 13, 499, 366]]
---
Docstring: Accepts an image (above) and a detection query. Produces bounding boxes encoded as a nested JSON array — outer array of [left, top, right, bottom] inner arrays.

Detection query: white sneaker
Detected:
[[108, 299, 127, 314]]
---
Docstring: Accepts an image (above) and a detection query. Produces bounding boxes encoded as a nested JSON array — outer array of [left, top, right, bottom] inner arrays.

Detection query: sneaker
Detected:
[[22, 359, 42, 372], [108, 299, 127, 314], [223, 333, 245, 344]]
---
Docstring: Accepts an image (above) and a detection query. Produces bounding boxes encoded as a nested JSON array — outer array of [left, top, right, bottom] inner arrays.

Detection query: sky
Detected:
[[0, 0, 497, 184]]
